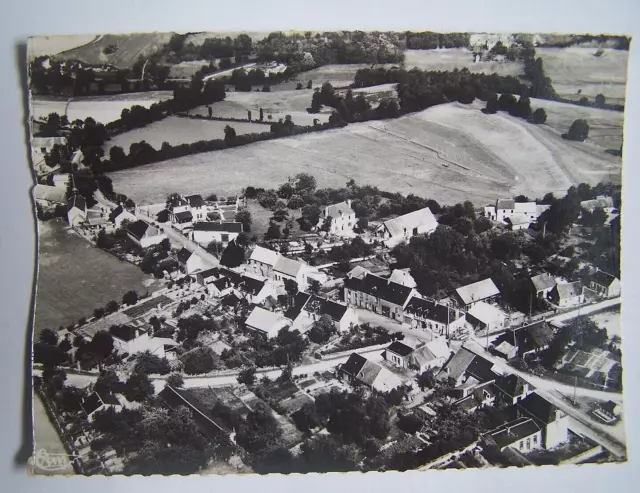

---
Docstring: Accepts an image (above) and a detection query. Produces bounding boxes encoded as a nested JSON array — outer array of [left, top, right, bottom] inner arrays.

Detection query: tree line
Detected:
[[405, 31, 471, 50]]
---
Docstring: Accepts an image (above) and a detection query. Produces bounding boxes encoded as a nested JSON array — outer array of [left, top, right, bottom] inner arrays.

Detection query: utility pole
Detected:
[[543, 221, 547, 238], [573, 375, 578, 404]]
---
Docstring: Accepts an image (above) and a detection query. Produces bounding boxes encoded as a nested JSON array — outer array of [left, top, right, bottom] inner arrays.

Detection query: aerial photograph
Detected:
[[28, 29, 626, 476]]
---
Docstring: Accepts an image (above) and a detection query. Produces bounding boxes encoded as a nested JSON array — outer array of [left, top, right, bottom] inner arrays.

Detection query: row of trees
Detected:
[[483, 93, 548, 124], [405, 31, 471, 50]]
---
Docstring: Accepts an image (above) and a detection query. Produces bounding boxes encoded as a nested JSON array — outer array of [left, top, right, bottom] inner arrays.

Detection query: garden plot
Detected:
[[404, 49, 525, 77], [590, 309, 622, 339]]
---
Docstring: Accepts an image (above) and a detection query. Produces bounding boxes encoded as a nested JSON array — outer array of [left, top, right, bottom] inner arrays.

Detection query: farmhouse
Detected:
[[249, 246, 280, 278], [482, 417, 543, 453], [176, 248, 210, 275], [273, 256, 310, 288], [436, 347, 498, 398], [408, 339, 452, 372], [126, 220, 167, 248], [384, 341, 414, 369], [110, 205, 137, 228], [338, 353, 403, 392], [531, 272, 557, 298], [589, 270, 621, 299], [244, 306, 290, 338], [548, 281, 584, 308], [485, 199, 541, 224], [319, 199, 357, 236], [403, 296, 465, 335], [455, 278, 501, 310], [66, 195, 87, 227], [494, 374, 532, 405], [492, 320, 556, 359], [343, 273, 416, 322], [190, 221, 242, 246], [34, 184, 66, 205], [108, 325, 166, 358], [375, 207, 438, 247], [292, 294, 358, 333], [505, 213, 532, 231], [79, 391, 121, 422], [516, 392, 569, 449], [466, 302, 508, 334], [86, 209, 108, 227], [580, 195, 614, 212], [185, 194, 207, 222]]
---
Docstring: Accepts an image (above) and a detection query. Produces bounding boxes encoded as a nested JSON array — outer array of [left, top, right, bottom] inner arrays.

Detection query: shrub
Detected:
[[531, 108, 547, 124], [563, 119, 589, 141]]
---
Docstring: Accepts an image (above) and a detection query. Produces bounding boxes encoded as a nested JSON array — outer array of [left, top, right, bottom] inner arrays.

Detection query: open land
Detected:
[[34, 219, 163, 334], [103, 116, 268, 152], [272, 64, 398, 91], [590, 309, 622, 339], [28, 34, 99, 60], [404, 49, 525, 77], [108, 100, 621, 206], [55, 32, 174, 69], [537, 47, 628, 106], [31, 91, 173, 125], [33, 394, 75, 475]]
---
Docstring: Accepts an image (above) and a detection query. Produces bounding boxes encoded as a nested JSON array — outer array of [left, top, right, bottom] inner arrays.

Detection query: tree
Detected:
[[262, 84, 271, 92], [307, 80, 313, 89], [309, 279, 322, 295], [34, 342, 67, 368], [397, 412, 424, 434], [287, 194, 305, 210], [91, 331, 114, 359], [258, 190, 278, 209], [124, 370, 154, 402], [483, 95, 499, 114], [497, 93, 517, 113], [237, 366, 257, 385], [39, 328, 58, 346], [417, 368, 436, 390], [308, 314, 335, 344], [166, 373, 185, 389], [564, 119, 590, 141], [264, 222, 281, 240], [595, 93, 606, 107], [272, 208, 289, 223], [105, 300, 119, 314], [235, 402, 282, 453], [220, 240, 245, 268], [295, 173, 317, 195], [134, 350, 171, 375], [515, 95, 532, 119], [95, 369, 122, 395], [296, 82, 303, 90], [531, 108, 547, 124], [122, 290, 139, 306], [181, 347, 217, 374], [284, 279, 298, 296], [224, 125, 237, 146]]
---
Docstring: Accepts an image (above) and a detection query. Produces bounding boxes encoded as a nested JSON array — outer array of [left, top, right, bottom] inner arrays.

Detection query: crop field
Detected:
[[104, 116, 268, 152], [31, 91, 173, 125], [28, 34, 99, 59], [404, 49, 525, 77], [55, 32, 174, 69], [34, 219, 163, 334], [108, 101, 621, 207], [537, 47, 629, 105], [169, 59, 217, 78], [271, 63, 398, 91]]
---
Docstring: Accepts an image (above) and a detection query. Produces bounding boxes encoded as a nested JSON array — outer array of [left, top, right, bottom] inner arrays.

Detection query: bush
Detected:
[[181, 347, 217, 374], [531, 108, 547, 124], [166, 373, 185, 388], [563, 119, 589, 141]]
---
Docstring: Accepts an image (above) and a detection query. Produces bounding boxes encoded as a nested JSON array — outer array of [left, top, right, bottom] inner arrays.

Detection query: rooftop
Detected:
[[174, 210, 193, 222], [531, 273, 556, 292], [344, 273, 413, 307], [340, 353, 368, 377], [495, 320, 555, 354], [485, 417, 541, 449], [455, 278, 500, 306], [250, 246, 279, 267], [80, 391, 120, 416], [245, 306, 288, 335], [382, 207, 438, 237], [177, 247, 193, 264], [554, 281, 583, 300], [517, 392, 561, 425], [67, 194, 86, 213], [514, 202, 538, 214], [126, 220, 153, 241], [389, 269, 417, 288], [193, 221, 242, 233], [273, 256, 306, 278], [496, 199, 516, 210], [405, 296, 458, 324], [185, 194, 206, 208], [591, 270, 619, 287], [325, 200, 355, 218], [347, 265, 371, 280], [386, 341, 414, 357], [467, 302, 507, 325], [109, 324, 145, 342], [303, 295, 349, 322], [34, 184, 66, 203]]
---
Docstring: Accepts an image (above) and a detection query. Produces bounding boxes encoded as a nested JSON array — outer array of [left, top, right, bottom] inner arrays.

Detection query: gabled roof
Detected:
[[389, 269, 417, 288], [531, 273, 556, 292], [80, 391, 119, 416], [245, 307, 288, 335], [303, 295, 349, 322], [193, 221, 242, 233], [514, 202, 538, 214], [174, 210, 193, 222], [382, 207, 438, 237], [199, 267, 222, 280], [495, 321, 555, 355], [591, 270, 618, 287], [250, 246, 279, 266], [34, 184, 66, 203], [67, 194, 86, 213], [168, 197, 189, 211], [212, 277, 233, 291], [185, 194, 205, 208], [386, 341, 414, 357], [325, 201, 355, 218], [467, 302, 507, 326], [455, 278, 500, 306], [554, 281, 583, 300], [517, 392, 561, 425], [496, 199, 516, 210], [357, 359, 383, 387], [176, 248, 193, 264], [495, 374, 528, 398], [344, 273, 413, 307], [109, 325, 144, 342], [506, 213, 531, 226], [284, 292, 312, 320], [437, 347, 477, 382], [126, 220, 153, 241], [347, 265, 370, 279], [238, 275, 266, 296], [410, 339, 452, 368], [484, 417, 541, 449], [404, 296, 458, 324], [273, 256, 305, 278], [340, 353, 368, 378]]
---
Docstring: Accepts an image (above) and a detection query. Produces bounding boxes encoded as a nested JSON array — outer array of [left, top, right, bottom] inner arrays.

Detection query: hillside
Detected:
[[55, 32, 174, 68], [27, 35, 99, 60], [108, 101, 621, 206]]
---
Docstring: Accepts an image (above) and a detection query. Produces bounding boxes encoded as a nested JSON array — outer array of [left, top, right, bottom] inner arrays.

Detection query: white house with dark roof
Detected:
[[485, 199, 544, 225], [273, 256, 310, 288], [126, 220, 167, 248], [249, 246, 280, 278], [319, 199, 357, 236], [455, 278, 501, 310], [548, 281, 585, 308], [482, 416, 543, 453], [589, 270, 621, 299], [245, 306, 290, 338], [66, 195, 87, 227], [291, 294, 359, 333], [80, 391, 122, 422], [190, 221, 242, 246], [339, 353, 403, 392], [466, 302, 508, 334], [408, 339, 452, 372], [403, 296, 465, 335], [376, 207, 438, 247], [343, 272, 416, 322], [185, 194, 207, 221], [384, 341, 414, 368], [176, 248, 211, 275], [110, 205, 137, 228]]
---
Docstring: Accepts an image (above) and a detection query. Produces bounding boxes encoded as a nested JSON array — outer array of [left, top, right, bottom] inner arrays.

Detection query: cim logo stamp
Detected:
[[29, 448, 78, 473]]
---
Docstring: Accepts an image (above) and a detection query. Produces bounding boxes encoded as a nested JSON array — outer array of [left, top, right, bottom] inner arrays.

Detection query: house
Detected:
[[110, 205, 137, 228], [185, 194, 207, 222], [482, 417, 543, 453], [589, 270, 621, 299], [531, 273, 557, 298], [436, 347, 498, 398], [292, 295, 359, 333], [338, 353, 403, 392], [485, 200, 543, 225], [548, 281, 584, 308], [319, 199, 357, 236], [195, 267, 223, 286], [86, 209, 108, 227], [403, 296, 465, 335], [273, 256, 310, 288], [408, 339, 452, 372], [347, 265, 371, 280], [244, 306, 290, 338], [249, 246, 280, 278], [176, 248, 211, 275], [108, 325, 162, 356], [126, 220, 167, 248], [385, 341, 414, 368], [466, 302, 508, 334], [389, 269, 417, 288], [343, 273, 416, 322], [52, 173, 70, 189], [455, 278, 501, 310], [592, 400, 621, 424], [66, 194, 87, 227], [454, 385, 496, 413], [580, 195, 614, 213], [494, 374, 532, 405], [79, 391, 121, 422], [190, 221, 242, 246], [492, 320, 556, 359], [34, 184, 66, 205], [376, 207, 438, 247], [516, 392, 569, 449], [207, 277, 235, 298], [505, 213, 531, 231]]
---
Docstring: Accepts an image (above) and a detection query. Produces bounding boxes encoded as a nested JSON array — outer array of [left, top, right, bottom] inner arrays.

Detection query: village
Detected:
[[33, 164, 624, 475]]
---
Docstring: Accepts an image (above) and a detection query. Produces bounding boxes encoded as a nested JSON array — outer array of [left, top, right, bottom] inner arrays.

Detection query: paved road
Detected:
[[548, 297, 621, 325]]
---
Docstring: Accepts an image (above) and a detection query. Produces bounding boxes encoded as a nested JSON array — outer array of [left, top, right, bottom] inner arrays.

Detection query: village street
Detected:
[[547, 297, 621, 325], [355, 308, 438, 345]]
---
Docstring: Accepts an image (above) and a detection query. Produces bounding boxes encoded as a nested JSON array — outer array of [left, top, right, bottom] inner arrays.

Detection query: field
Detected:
[[404, 49, 525, 77], [272, 63, 398, 91], [108, 101, 621, 206], [103, 116, 269, 152], [30, 91, 173, 125], [28, 35, 99, 60], [590, 309, 622, 339], [55, 32, 174, 69], [169, 59, 217, 78], [34, 219, 163, 334], [537, 47, 629, 106]]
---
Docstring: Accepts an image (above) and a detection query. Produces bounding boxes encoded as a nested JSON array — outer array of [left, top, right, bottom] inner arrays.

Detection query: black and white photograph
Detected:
[[27, 28, 627, 476]]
